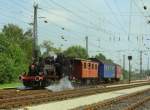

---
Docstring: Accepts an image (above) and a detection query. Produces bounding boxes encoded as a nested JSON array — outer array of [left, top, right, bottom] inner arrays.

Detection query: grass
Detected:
[[0, 82, 23, 89]]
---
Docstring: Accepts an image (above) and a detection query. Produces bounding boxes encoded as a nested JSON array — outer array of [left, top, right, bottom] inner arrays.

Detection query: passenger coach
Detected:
[[71, 58, 98, 84]]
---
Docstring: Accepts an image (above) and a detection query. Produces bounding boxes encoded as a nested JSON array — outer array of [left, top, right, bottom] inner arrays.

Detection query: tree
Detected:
[[0, 24, 33, 83], [95, 53, 106, 61], [2, 24, 23, 43], [105, 59, 114, 63], [63, 45, 88, 59], [41, 40, 61, 57], [0, 36, 27, 83], [93, 53, 114, 63], [2, 24, 33, 63]]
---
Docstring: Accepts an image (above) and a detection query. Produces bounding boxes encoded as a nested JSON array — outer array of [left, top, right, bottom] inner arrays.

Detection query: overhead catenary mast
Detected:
[[147, 55, 149, 71], [140, 50, 143, 74], [33, 3, 38, 62], [85, 36, 88, 55]]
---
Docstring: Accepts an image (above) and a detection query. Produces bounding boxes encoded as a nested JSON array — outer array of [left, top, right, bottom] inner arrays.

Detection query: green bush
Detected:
[[0, 24, 32, 83], [0, 43, 28, 83]]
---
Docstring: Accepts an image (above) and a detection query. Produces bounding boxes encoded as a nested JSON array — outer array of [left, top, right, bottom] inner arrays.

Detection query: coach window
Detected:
[[111, 66, 113, 71], [106, 66, 108, 71], [84, 62, 86, 69], [95, 64, 97, 70], [92, 64, 94, 69], [88, 63, 91, 69]]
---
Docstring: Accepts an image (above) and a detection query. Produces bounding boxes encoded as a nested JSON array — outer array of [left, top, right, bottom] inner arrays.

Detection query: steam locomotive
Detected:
[[20, 54, 72, 88], [19, 54, 122, 88]]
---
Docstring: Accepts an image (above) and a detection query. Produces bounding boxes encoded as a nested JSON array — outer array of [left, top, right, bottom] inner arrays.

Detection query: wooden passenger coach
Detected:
[[72, 59, 98, 79]]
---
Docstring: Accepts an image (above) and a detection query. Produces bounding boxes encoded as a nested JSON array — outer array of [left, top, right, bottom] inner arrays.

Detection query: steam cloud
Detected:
[[46, 76, 74, 92]]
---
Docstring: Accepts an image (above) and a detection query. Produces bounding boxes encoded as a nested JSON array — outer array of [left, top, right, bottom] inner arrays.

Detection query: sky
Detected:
[[0, 0, 150, 72]]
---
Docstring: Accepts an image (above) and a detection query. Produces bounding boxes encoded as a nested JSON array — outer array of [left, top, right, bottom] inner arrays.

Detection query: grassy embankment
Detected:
[[0, 82, 22, 89]]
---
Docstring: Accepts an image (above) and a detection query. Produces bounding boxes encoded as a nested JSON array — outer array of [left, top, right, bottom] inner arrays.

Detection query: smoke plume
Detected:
[[46, 76, 74, 92]]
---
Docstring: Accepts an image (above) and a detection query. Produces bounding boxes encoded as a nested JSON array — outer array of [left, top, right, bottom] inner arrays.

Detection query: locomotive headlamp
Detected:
[[35, 76, 40, 81]]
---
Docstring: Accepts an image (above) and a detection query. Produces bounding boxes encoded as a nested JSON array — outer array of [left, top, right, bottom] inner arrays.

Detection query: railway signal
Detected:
[[128, 56, 132, 83]]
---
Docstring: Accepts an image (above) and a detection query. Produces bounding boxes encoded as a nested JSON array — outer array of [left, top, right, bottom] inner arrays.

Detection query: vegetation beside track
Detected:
[[0, 82, 22, 89]]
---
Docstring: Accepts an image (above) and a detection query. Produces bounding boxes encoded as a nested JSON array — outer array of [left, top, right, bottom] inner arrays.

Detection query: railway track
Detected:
[[134, 98, 150, 110], [73, 87, 150, 110], [0, 81, 149, 109], [0, 81, 134, 98]]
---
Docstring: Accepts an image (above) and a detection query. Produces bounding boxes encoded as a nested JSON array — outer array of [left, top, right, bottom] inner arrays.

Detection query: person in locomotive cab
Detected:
[[28, 63, 39, 76]]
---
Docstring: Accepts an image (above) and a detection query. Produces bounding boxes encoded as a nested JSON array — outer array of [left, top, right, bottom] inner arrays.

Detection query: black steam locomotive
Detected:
[[19, 54, 72, 88]]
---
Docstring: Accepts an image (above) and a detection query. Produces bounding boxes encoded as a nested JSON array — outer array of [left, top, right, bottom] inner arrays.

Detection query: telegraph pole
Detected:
[[140, 50, 142, 75], [85, 36, 88, 54], [33, 3, 38, 61], [147, 55, 149, 71]]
